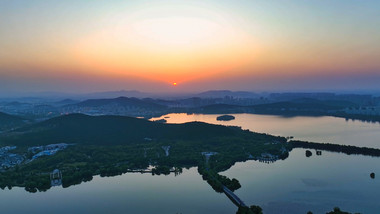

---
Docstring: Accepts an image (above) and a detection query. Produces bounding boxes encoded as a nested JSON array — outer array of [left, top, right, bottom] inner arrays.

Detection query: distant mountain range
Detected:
[[65, 97, 166, 110], [53, 99, 79, 106], [82, 90, 152, 99], [2, 90, 378, 104], [74, 90, 260, 99], [1, 91, 378, 122], [189, 98, 358, 115], [0, 90, 261, 100], [0, 90, 153, 100], [195, 90, 260, 98]]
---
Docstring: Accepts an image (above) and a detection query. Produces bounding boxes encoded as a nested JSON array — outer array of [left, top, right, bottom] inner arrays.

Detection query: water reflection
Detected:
[[1, 148, 377, 214], [221, 148, 380, 214], [0, 168, 236, 214], [151, 113, 380, 149]]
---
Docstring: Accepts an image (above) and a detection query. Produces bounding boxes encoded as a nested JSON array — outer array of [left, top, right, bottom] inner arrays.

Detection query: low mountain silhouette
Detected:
[[3, 114, 244, 145]]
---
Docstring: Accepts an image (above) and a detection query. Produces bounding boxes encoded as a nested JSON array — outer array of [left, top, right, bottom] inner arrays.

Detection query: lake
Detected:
[[0, 113, 379, 214], [152, 113, 380, 149], [222, 149, 380, 214]]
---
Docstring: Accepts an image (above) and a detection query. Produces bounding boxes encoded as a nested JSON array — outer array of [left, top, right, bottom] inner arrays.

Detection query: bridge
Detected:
[[222, 186, 248, 208]]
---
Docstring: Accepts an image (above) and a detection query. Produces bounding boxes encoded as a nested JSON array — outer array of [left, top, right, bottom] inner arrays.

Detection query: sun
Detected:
[[173, 82, 177, 86]]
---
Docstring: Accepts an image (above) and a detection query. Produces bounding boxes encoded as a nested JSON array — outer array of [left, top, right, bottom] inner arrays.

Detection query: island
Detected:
[[217, 115, 235, 121]]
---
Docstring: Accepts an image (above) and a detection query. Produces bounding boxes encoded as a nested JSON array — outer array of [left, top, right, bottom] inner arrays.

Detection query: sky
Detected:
[[1, 0, 380, 95]]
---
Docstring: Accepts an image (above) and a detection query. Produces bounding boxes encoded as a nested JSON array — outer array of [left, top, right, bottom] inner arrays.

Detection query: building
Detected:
[[50, 169, 62, 186]]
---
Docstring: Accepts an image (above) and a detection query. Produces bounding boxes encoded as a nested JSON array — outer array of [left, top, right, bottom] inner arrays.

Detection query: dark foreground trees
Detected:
[[236, 205, 263, 214]]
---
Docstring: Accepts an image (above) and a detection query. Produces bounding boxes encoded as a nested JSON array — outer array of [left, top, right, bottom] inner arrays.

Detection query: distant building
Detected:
[[201, 152, 218, 163], [45, 143, 68, 150], [344, 106, 380, 116], [50, 169, 62, 186], [30, 143, 69, 160], [162, 146, 171, 157], [32, 150, 57, 159], [28, 146, 44, 153]]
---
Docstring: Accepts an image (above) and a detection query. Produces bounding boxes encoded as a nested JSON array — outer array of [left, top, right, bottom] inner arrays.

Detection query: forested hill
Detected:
[[0, 112, 27, 131], [250, 98, 356, 111], [1, 113, 262, 146], [187, 98, 358, 116]]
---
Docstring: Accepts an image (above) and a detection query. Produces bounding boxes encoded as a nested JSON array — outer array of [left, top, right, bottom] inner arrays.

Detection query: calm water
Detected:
[[222, 149, 380, 214], [0, 168, 236, 214], [0, 114, 379, 214], [152, 113, 380, 149]]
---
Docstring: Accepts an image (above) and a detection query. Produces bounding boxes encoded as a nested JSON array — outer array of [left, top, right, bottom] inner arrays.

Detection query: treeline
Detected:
[[0, 171, 50, 193], [236, 206, 263, 214], [290, 140, 380, 157], [307, 207, 359, 214], [0, 123, 288, 193], [334, 112, 380, 123], [197, 165, 241, 193]]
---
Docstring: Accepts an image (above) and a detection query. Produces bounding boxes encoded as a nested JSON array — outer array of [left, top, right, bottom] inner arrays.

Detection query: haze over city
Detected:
[[1, 0, 380, 95]]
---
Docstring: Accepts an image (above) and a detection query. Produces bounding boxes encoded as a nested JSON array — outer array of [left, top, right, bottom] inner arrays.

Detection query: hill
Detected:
[[195, 90, 259, 98], [1, 114, 248, 146], [196, 90, 259, 99], [0, 112, 27, 131], [66, 96, 166, 110], [252, 98, 355, 110], [248, 98, 357, 115], [54, 99, 79, 106], [191, 104, 251, 114], [83, 90, 151, 99], [184, 98, 357, 116]]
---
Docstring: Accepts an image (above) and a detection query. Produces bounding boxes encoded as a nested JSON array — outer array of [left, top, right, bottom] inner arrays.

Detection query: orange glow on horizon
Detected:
[[70, 14, 257, 84], [2, 1, 380, 94]]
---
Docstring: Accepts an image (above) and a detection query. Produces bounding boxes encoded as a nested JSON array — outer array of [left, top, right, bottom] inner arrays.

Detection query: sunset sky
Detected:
[[1, 0, 380, 95]]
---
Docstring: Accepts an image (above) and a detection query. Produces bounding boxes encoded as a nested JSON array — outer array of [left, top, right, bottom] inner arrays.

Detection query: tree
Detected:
[[370, 172, 375, 179], [305, 150, 312, 157], [326, 207, 351, 214]]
